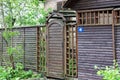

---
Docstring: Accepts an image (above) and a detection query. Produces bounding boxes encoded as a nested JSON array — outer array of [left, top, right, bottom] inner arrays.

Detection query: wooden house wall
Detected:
[[70, 0, 120, 10], [115, 26, 120, 65], [78, 26, 113, 80]]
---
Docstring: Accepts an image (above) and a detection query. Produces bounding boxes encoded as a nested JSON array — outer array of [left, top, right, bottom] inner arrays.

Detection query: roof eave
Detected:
[[63, 0, 73, 8]]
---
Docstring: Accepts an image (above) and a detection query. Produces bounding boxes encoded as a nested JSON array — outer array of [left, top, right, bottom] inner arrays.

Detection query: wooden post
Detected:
[[76, 23, 78, 78], [71, 25, 75, 77], [63, 21, 66, 78], [76, 12, 79, 78], [103, 11, 105, 24], [23, 28, 25, 69], [46, 22, 49, 76], [36, 27, 40, 72], [107, 10, 109, 24], [63, 20, 66, 78], [76, 12, 80, 24], [112, 10, 116, 62], [1, 32, 3, 66]]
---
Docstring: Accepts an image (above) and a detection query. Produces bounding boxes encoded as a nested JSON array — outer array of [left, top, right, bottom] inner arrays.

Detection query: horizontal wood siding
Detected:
[[12, 28, 24, 65], [24, 28, 37, 70], [78, 26, 113, 80], [115, 26, 120, 65], [47, 20, 64, 78], [0, 26, 45, 72], [0, 30, 3, 65], [72, 0, 120, 10]]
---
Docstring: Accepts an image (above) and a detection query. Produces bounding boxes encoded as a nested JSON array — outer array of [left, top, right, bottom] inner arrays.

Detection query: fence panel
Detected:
[[0, 30, 3, 65], [65, 24, 77, 77], [0, 26, 46, 72]]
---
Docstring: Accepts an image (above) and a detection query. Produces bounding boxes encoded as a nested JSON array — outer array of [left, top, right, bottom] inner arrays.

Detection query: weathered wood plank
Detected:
[[47, 20, 64, 78], [78, 26, 113, 80]]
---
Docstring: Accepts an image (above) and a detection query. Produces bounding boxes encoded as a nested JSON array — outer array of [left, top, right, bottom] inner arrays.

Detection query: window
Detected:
[[115, 10, 120, 24], [78, 9, 112, 25]]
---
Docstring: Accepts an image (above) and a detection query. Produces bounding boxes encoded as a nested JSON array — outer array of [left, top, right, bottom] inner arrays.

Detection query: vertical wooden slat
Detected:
[[68, 26, 70, 75], [94, 12, 96, 24], [82, 13, 84, 25], [76, 24, 78, 78], [98, 11, 100, 24], [39, 26, 46, 72], [11, 29, 14, 68], [112, 10, 116, 61], [107, 10, 109, 24], [64, 24, 67, 77], [66, 26, 68, 76], [90, 12, 92, 24], [1, 32, 3, 66], [44, 27, 47, 73], [62, 20, 65, 77], [46, 23, 49, 76], [115, 11, 117, 24], [76, 12, 80, 24], [86, 13, 88, 24], [36, 27, 40, 71], [72, 25, 74, 77], [23, 28, 25, 68], [103, 11, 105, 24]]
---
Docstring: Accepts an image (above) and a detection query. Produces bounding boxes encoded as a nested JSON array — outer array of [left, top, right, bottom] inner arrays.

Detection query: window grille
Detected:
[[77, 10, 113, 25]]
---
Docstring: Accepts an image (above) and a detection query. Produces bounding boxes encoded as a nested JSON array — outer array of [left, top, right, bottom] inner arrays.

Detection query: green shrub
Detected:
[[0, 63, 42, 80], [95, 63, 120, 80]]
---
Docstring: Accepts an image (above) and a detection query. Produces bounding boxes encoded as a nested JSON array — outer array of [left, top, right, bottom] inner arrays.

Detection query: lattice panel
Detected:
[[65, 24, 77, 77], [39, 27, 46, 73]]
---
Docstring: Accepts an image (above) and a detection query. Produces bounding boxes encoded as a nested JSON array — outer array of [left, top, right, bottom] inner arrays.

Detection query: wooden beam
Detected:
[[76, 19, 78, 78], [23, 28, 25, 69], [76, 12, 80, 25], [77, 8, 113, 13], [64, 24, 67, 77], [72, 25, 74, 77], [112, 10, 116, 61], [36, 27, 40, 72]]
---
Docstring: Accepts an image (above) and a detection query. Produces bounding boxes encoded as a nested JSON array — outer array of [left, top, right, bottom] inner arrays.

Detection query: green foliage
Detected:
[[0, 0, 47, 79], [40, 54, 46, 71], [69, 59, 77, 76], [2, 29, 22, 68], [7, 46, 17, 55], [0, 63, 42, 80], [7, 45, 23, 55], [95, 62, 120, 80], [2, 30, 20, 44], [1, 0, 51, 27]]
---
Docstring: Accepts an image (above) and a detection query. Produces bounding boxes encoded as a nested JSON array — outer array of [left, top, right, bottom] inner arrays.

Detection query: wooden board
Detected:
[[65, 0, 120, 10], [115, 26, 120, 65], [47, 20, 64, 79], [78, 26, 113, 80]]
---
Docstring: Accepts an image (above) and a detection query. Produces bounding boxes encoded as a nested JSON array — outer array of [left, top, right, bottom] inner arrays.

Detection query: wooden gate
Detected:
[[46, 13, 66, 79]]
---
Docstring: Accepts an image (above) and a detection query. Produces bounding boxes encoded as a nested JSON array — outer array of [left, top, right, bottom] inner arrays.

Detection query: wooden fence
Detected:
[[0, 25, 46, 72], [0, 11, 78, 79]]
